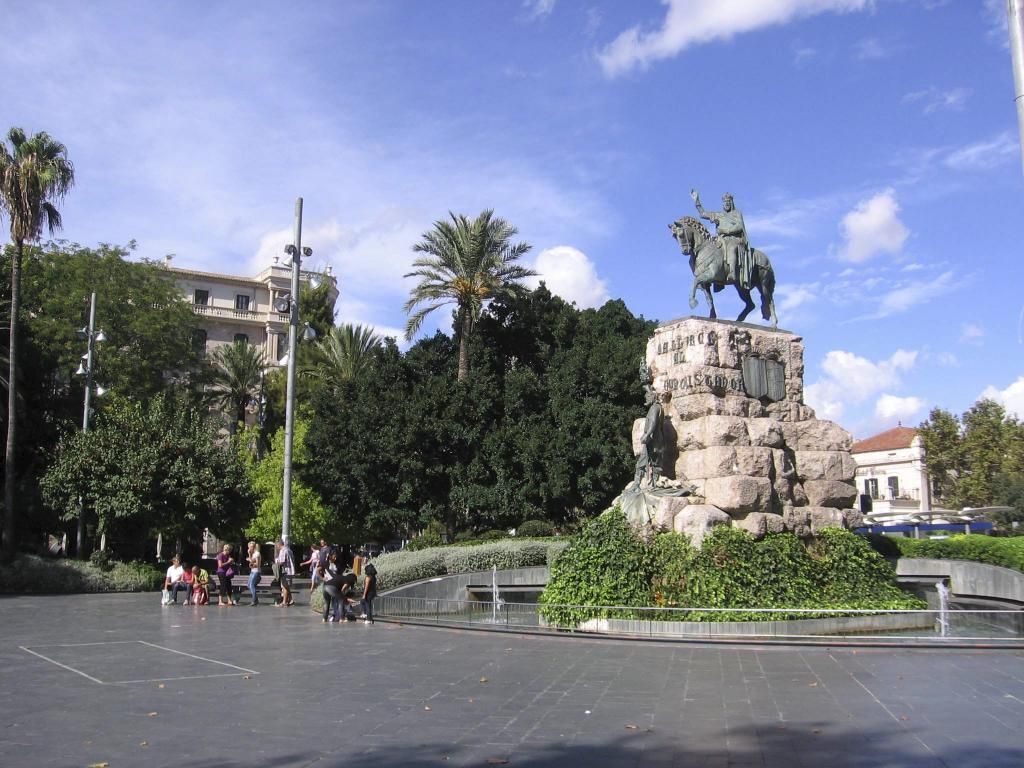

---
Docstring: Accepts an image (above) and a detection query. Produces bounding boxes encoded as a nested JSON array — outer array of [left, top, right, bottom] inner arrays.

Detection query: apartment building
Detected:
[[851, 426, 932, 518], [163, 255, 338, 364]]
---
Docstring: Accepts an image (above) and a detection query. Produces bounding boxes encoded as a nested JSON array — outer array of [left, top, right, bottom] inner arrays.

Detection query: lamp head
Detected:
[[284, 244, 298, 257], [274, 295, 292, 314], [302, 246, 313, 258], [95, 330, 107, 343], [75, 362, 87, 376]]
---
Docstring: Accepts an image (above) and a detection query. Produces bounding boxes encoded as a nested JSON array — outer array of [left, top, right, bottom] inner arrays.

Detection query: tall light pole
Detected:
[[74, 291, 106, 557], [280, 197, 311, 546], [1010, 0, 1024, 176]]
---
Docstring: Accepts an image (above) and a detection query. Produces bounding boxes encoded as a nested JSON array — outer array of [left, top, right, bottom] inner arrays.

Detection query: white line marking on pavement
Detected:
[[18, 646, 107, 685]]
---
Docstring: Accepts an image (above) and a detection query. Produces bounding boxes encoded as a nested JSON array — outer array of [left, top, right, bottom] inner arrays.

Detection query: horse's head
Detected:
[[669, 218, 693, 254]]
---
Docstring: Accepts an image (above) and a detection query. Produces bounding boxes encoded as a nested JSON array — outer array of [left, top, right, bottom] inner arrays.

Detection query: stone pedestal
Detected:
[[631, 317, 860, 542]]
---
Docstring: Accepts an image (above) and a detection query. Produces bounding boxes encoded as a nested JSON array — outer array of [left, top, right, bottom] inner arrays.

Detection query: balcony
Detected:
[[192, 303, 263, 323]]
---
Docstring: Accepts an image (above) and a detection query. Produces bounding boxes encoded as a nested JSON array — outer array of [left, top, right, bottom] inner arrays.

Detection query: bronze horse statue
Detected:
[[669, 216, 777, 328]]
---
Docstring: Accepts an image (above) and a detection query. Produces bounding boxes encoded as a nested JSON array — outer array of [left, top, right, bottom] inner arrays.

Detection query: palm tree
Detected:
[[209, 340, 266, 433], [304, 323, 382, 387], [0, 128, 74, 562], [404, 209, 535, 381]]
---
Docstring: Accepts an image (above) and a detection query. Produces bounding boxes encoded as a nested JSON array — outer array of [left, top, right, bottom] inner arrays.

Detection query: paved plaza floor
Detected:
[[1, 593, 1022, 768]]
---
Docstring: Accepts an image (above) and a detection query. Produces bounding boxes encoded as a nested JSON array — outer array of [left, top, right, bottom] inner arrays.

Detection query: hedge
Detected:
[[0, 554, 164, 594], [892, 534, 1024, 572], [373, 538, 567, 592], [539, 508, 924, 627]]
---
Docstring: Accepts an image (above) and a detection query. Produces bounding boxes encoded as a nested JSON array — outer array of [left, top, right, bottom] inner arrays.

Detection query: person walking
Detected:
[[275, 538, 296, 607], [360, 562, 378, 625], [215, 544, 238, 606], [246, 540, 262, 606], [320, 549, 343, 622], [300, 543, 321, 595]]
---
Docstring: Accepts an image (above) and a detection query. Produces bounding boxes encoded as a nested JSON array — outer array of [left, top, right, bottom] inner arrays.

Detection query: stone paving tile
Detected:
[[2, 593, 1024, 767]]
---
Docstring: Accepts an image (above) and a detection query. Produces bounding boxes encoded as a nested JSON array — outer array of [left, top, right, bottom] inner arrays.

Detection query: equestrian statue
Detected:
[[669, 189, 778, 328]]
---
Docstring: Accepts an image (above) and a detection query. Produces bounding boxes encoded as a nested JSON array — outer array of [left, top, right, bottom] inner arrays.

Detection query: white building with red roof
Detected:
[[851, 426, 932, 519]]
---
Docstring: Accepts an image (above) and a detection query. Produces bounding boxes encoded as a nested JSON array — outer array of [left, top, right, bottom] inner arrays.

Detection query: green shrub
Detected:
[[538, 515, 924, 627], [864, 532, 903, 559], [371, 539, 564, 593], [539, 508, 656, 626], [405, 530, 445, 552], [477, 529, 508, 541], [517, 519, 555, 538], [893, 534, 1024, 572], [0, 554, 162, 594]]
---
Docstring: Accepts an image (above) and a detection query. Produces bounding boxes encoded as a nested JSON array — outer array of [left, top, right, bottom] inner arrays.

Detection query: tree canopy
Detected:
[[919, 399, 1024, 526], [40, 394, 253, 560], [404, 210, 535, 381]]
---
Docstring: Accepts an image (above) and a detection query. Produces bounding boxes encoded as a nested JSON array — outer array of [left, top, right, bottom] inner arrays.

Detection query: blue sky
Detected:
[[2, 0, 1021, 438]]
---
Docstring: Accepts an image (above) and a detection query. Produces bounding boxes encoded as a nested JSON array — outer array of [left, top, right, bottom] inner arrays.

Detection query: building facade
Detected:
[[163, 255, 338, 364], [851, 426, 933, 518]]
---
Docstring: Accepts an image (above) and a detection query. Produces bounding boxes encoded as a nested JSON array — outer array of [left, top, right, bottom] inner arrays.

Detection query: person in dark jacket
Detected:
[[360, 563, 378, 625]]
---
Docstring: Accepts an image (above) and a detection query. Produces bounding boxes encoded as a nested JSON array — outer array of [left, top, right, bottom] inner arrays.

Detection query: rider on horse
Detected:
[[691, 189, 751, 290]]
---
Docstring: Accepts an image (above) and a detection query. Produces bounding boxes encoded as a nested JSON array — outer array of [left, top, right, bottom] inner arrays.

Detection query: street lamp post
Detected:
[[74, 291, 106, 557], [280, 197, 311, 546]]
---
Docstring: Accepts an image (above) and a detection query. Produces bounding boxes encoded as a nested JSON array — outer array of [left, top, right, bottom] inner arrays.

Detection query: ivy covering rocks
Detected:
[[538, 508, 923, 627]]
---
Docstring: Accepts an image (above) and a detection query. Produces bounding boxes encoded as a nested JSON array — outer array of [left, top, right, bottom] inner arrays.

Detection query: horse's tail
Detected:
[[759, 261, 775, 321]]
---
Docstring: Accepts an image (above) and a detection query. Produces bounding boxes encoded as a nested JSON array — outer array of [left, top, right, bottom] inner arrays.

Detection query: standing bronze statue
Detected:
[[633, 389, 665, 489], [670, 190, 778, 328]]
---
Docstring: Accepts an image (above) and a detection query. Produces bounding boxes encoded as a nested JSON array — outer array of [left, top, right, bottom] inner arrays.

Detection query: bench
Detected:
[[207, 573, 313, 602]]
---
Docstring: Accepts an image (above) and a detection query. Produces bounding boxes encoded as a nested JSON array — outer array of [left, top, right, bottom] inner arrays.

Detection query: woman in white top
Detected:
[[246, 541, 262, 606]]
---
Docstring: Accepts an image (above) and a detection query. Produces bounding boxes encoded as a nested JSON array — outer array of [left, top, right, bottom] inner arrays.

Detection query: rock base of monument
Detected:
[[626, 317, 863, 547]]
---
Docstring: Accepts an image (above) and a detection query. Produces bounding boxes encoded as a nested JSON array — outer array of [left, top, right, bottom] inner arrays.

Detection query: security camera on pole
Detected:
[[74, 291, 107, 557]]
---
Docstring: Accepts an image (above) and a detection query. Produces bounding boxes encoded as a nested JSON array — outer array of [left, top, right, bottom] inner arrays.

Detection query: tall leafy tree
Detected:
[[404, 209, 535, 381], [209, 340, 266, 432], [40, 394, 252, 558], [918, 407, 962, 505], [304, 323, 382, 388], [919, 400, 1024, 513], [243, 419, 334, 545], [0, 128, 74, 562]]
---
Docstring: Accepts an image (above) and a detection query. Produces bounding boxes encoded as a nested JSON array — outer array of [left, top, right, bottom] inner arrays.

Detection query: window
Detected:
[[864, 478, 879, 500], [235, 294, 251, 311], [193, 289, 209, 306], [234, 333, 249, 345], [192, 329, 207, 354], [887, 476, 900, 499]]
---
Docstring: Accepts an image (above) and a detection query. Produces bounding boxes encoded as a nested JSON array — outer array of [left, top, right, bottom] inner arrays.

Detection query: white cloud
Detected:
[[903, 86, 970, 114], [775, 282, 819, 314], [597, 0, 871, 77], [981, 377, 1024, 419], [805, 348, 917, 421], [959, 322, 985, 343], [838, 189, 909, 263], [854, 37, 891, 60], [523, 0, 556, 20], [872, 270, 955, 318], [945, 132, 1019, 171], [874, 393, 925, 422], [528, 246, 610, 308], [792, 44, 817, 65]]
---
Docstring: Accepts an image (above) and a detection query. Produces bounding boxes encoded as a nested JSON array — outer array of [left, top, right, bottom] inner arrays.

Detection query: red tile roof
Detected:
[[852, 426, 918, 454]]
